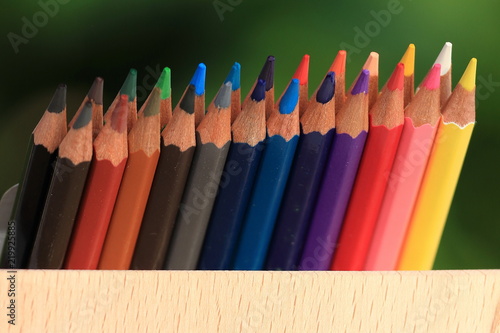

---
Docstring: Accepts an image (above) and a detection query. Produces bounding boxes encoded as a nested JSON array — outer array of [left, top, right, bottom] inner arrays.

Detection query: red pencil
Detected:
[[332, 63, 405, 271], [64, 95, 129, 269]]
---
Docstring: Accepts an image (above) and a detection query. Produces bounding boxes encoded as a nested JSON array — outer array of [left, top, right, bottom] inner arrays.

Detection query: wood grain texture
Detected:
[[0, 270, 498, 332]]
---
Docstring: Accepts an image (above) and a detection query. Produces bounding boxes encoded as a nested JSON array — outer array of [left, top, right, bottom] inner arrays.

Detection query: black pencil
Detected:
[[131, 68, 201, 270], [164, 81, 232, 270], [28, 102, 93, 269], [1, 85, 67, 269]]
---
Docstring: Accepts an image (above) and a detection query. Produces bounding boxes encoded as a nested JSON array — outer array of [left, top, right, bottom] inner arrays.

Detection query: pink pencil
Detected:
[[364, 64, 441, 271]]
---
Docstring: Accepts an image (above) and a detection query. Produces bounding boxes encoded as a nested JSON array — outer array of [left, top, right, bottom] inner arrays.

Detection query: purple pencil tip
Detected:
[[351, 70, 369, 95]]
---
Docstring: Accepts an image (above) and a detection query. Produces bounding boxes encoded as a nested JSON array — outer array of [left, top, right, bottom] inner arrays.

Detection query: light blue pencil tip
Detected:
[[224, 62, 241, 91], [190, 63, 206, 96], [279, 79, 299, 114]]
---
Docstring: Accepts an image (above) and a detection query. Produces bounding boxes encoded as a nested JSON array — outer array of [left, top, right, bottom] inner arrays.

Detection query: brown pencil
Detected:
[[68, 77, 104, 139]]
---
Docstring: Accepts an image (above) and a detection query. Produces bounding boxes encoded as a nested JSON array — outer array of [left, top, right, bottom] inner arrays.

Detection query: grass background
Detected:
[[0, 0, 498, 268]]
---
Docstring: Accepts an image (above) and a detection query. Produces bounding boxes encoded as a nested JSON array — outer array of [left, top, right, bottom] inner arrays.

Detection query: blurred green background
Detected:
[[0, 0, 498, 269]]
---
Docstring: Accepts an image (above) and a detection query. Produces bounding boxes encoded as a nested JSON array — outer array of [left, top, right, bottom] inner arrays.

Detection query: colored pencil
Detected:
[[98, 88, 161, 270], [293, 54, 310, 116], [190, 64, 207, 127], [0, 85, 67, 268], [434, 42, 452, 107], [198, 79, 267, 270], [131, 65, 203, 270], [349, 52, 379, 109], [164, 81, 232, 270], [334, 63, 405, 271], [64, 95, 128, 269], [225, 62, 241, 123], [266, 71, 336, 270], [399, 44, 415, 107], [69, 77, 104, 139], [329, 50, 346, 111], [157, 67, 173, 128], [366, 64, 442, 270], [233, 78, 300, 270], [399, 58, 476, 270], [0, 185, 18, 262], [243, 56, 275, 119], [300, 70, 369, 270], [28, 102, 93, 269], [104, 68, 137, 132]]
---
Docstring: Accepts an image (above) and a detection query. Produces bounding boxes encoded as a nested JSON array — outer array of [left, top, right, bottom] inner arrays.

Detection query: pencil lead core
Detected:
[[459, 58, 477, 92], [180, 85, 196, 114], [316, 72, 335, 104], [329, 50, 346, 74], [111, 95, 129, 133], [293, 54, 310, 85], [143, 88, 161, 117], [190, 63, 206, 96], [259, 56, 275, 91], [156, 67, 171, 99], [433, 42, 452, 76], [73, 102, 92, 129], [47, 84, 67, 114], [279, 79, 299, 114], [352, 70, 370, 95], [224, 62, 241, 91], [214, 82, 232, 109], [251, 79, 266, 102], [387, 63, 405, 91], [88, 77, 103, 105], [400, 44, 415, 77], [422, 65, 441, 90]]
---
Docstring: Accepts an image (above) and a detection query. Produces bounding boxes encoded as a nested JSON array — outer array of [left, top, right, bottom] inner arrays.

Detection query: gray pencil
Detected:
[[164, 81, 232, 270]]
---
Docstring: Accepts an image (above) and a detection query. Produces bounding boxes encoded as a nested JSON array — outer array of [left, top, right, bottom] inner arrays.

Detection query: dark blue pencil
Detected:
[[233, 79, 300, 270], [265, 72, 336, 270], [198, 80, 267, 270]]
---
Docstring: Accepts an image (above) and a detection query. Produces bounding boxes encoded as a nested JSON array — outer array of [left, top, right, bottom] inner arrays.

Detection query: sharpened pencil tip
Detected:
[[47, 84, 67, 114], [279, 79, 299, 114], [73, 102, 92, 129], [387, 63, 405, 91], [293, 55, 310, 85], [144, 88, 161, 117], [111, 95, 129, 133], [251, 79, 266, 102], [400, 44, 415, 77], [180, 85, 196, 115], [214, 82, 232, 109], [190, 64, 206, 96], [224, 62, 241, 91], [259, 56, 275, 91], [433, 42, 452, 76], [316, 72, 335, 104], [352, 70, 369, 95], [156, 67, 171, 99], [364, 52, 379, 76], [88, 77, 103, 105], [422, 64, 441, 90], [329, 50, 346, 74], [121, 69, 137, 102], [459, 58, 477, 92]]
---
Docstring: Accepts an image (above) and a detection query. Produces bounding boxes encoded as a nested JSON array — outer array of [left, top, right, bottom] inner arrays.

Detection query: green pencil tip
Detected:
[[155, 67, 171, 99], [120, 68, 137, 102]]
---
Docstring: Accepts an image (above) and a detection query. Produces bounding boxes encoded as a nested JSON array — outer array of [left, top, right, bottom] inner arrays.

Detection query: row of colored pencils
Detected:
[[0, 42, 476, 272]]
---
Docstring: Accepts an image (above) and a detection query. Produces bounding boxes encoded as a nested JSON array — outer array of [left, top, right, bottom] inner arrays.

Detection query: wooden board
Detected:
[[0, 270, 498, 332]]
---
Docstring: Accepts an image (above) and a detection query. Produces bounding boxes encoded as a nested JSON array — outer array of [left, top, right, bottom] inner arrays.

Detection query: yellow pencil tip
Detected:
[[459, 58, 477, 91], [400, 44, 415, 77]]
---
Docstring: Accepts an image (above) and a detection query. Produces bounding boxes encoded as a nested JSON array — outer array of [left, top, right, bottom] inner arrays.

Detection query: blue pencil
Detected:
[[233, 78, 300, 270], [198, 80, 267, 270], [265, 72, 336, 270]]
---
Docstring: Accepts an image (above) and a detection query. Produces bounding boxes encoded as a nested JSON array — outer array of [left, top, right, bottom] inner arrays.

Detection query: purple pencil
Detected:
[[299, 70, 369, 270]]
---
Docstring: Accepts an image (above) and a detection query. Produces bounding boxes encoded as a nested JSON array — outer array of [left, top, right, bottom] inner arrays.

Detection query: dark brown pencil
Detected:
[[68, 77, 103, 139], [28, 102, 93, 269], [0, 85, 67, 269], [131, 74, 199, 270]]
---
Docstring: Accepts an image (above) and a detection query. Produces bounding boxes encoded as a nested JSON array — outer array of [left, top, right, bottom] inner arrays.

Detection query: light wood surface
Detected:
[[0, 270, 498, 332]]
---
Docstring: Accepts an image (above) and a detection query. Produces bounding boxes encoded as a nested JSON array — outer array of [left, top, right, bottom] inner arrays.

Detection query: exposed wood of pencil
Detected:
[[336, 88, 369, 136], [64, 95, 128, 269], [130, 85, 196, 270], [232, 94, 266, 147], [405, 65, 442, 127], [28, 104, 93, 269], [292, 54, 310, 117], [98, 89, 161, 270], [243, 56, 275, 119], [300, 79, 336, 135], [370, 64, 405, 128]]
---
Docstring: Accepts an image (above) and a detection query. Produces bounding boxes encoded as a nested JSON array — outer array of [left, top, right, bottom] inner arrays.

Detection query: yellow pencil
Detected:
[[398, 58, 477, 270]]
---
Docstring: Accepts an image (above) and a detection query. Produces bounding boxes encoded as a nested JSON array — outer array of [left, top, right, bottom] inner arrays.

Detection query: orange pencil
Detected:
[[98, 88, 161, 270], [328, 50, 347, 111]]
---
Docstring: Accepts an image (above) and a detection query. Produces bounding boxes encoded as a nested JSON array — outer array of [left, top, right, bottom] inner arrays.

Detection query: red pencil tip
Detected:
[[329, 50, 346, 74], [111, 95, 129, 133], [422, 64, 441, 90], [293, 54, 310, 85], [387, 63, 405, 91]]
